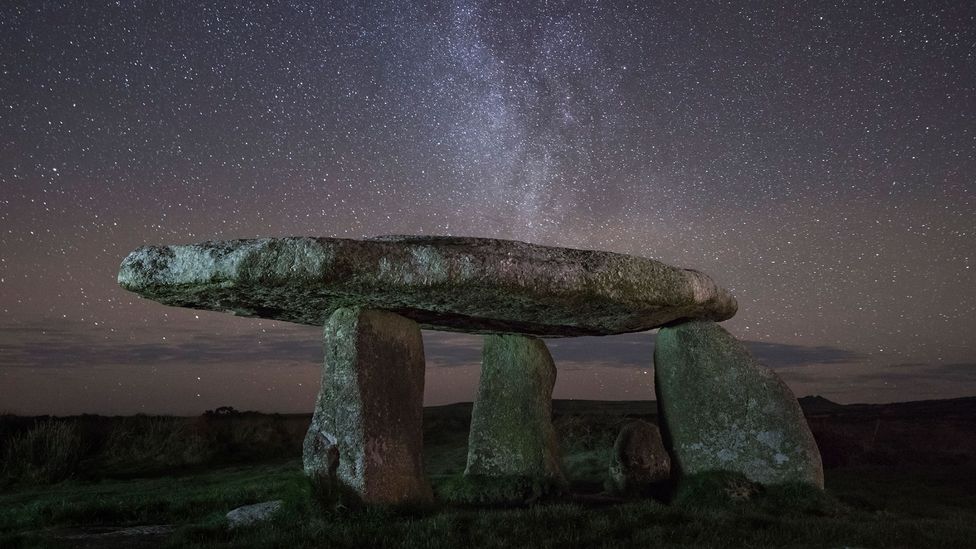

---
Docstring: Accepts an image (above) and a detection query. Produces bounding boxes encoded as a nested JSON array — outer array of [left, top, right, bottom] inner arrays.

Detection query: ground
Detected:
[[2, 398, 975, 548]]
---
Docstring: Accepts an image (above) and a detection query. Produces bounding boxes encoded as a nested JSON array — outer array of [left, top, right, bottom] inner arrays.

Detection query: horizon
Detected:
[[13, 393, 976, 419], [4, 326, 976, 416]]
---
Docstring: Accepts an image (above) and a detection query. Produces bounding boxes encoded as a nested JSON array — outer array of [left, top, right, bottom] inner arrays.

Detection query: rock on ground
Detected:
[[226, 500, 283, 529], [607, 419, 671, 495], [58, 524, 176, 540], [117, 235, 736, 336], [654, 320, 824, 488], [303, 308, 432, 505], [465, 334, 564, 484]]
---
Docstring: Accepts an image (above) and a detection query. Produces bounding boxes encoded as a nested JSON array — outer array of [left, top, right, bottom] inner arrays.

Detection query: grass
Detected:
[[0, 412, 306, 486], [436, 473, 567, 505], [1, 420, 85, 484], [3, 462, 976, 548], [3, 399, 976, 547], [0, 461, 305, 548]]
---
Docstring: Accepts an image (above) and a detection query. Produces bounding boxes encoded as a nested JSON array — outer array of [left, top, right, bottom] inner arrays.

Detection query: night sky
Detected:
[[2, 1, 974, 416]]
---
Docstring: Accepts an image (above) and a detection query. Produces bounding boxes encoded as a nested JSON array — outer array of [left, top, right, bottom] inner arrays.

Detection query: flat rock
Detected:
[[59, 524, 175, 539], [226, 500, 283, 529], [118, 235, 736, 337], [655, 320, 824, 488]]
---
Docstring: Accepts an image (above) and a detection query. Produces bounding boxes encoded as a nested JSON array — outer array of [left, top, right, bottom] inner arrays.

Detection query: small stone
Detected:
[[465, 334, 564, 485], [655, 320, 824, 488], [226, 500, 282, 529], [303, 307, 432, 506], [607, 420, 671, 496]]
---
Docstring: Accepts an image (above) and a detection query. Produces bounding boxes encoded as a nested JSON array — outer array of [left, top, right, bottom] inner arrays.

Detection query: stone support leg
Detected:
[[303, 307, 432, 505], [654, 320, 824, 488], [465, 334, 564, 483]]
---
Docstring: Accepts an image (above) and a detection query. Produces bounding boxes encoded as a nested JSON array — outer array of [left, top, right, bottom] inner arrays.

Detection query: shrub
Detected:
[[101, 416, 213, 472], [2, 419, 85, 484], [554, 414, 618, 453]]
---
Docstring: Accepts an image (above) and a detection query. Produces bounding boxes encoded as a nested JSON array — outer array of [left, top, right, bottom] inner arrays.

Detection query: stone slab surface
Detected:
[[654, 320, 824, 488], [118, 235, 736, 337]]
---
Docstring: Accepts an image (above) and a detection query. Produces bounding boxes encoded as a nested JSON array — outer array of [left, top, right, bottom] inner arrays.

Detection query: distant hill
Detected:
[[797, 395, 845, 415], [815, 395, 976, 419], [4, 394, 976, 482], [429, 395, 976, 421]]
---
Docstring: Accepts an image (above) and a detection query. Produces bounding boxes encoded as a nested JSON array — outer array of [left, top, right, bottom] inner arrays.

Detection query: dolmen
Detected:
[[118, 235, 823, 505]]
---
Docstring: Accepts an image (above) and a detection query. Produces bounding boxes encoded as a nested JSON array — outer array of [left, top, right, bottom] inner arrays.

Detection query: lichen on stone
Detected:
[[465, 334, 565, 494], [303, 307, 432, 506], [654, 320, 824, 488], [117, 235, 736, 336]]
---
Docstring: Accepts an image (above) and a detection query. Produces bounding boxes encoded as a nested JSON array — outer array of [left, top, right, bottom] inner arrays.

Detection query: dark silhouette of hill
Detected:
[[807, 395, 976, 418], [797, 395, 846, 414], [4, 395, 976, 486]]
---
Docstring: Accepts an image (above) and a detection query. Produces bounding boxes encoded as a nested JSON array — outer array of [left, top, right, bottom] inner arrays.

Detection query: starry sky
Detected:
[[1, 1, 974, 416]]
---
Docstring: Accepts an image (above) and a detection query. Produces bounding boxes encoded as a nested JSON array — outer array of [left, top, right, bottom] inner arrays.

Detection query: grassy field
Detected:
[[2, 398, 976, 548]]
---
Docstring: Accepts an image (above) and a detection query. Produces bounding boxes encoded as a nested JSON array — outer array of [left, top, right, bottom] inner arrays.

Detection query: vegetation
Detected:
[[2, 462, 975, 548], [0, 410, 305, 486], [1, 419, 85, 484], [1, 398, 975, 547], [437, 473, 567, 505]]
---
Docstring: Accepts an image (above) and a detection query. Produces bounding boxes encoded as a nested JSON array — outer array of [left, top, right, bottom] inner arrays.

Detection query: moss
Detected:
[[437, 474, 566, 505], [674, 470, 841, 516], [465, 335, 564, 482], [673, 470, 764, 508]]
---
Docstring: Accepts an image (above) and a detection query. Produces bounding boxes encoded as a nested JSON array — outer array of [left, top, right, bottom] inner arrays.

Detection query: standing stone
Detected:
[[303, 307, 432, 505], [654, 320, 824, 488], [465, 334, 564, 484], [607, 420, 671, 496]]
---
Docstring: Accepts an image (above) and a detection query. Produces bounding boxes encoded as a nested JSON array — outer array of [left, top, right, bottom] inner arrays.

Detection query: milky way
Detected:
[[1, 1, 974, 414]]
